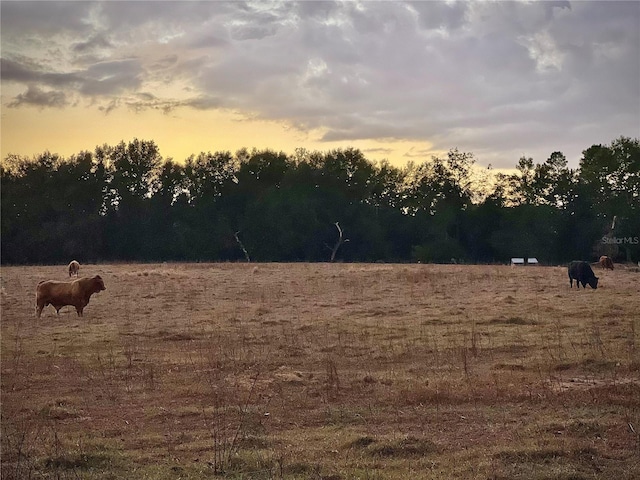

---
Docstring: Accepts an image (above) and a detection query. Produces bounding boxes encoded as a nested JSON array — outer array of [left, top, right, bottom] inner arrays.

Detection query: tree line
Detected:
[[1, 136, 638, 265]]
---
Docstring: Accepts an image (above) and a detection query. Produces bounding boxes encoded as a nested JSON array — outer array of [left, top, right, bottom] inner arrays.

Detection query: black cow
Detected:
[[568, 261, 599, 289]]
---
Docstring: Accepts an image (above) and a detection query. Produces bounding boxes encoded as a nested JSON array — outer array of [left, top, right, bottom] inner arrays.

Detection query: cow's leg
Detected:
[[36, 304, 44, 318], [76, 307, 83, 316]]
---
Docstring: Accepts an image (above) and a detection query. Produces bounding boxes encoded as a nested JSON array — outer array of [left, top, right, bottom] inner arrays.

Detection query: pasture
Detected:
[[2, 262, 639, 479]]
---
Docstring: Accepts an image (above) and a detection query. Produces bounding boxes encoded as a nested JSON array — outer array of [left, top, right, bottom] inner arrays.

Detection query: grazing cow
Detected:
[[68, 260, 80, 277], [599, 255, 614, 270], [36, 275, 106, 318], [568, 261, 599, 289]]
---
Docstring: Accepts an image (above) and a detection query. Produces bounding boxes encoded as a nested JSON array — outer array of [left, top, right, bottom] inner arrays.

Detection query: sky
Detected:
[[1, 0, 639, 170]]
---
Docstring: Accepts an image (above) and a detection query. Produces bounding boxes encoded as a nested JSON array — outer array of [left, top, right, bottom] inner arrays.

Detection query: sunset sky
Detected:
[[1, 0, 639, 170]]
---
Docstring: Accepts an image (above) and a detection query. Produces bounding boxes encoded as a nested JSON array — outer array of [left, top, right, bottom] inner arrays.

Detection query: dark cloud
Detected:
[[184, 95, 223, 110], [1, 57, 83, 87], [2, 56, 141, 96], [1, 57, 39, 83], [96, 93, 223, 115], [8, 85, 68, 108]]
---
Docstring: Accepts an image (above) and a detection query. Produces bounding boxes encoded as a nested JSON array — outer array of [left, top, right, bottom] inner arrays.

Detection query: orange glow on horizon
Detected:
[[1, 104, 443, 167]]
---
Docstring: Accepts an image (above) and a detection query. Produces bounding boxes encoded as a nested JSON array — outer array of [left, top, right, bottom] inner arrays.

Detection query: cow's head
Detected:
[[588, 276, 599, 289], [92, 275, 106, 292]]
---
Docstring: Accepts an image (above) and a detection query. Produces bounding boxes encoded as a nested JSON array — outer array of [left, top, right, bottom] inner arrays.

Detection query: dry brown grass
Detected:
[[2, 262, 639, 479]]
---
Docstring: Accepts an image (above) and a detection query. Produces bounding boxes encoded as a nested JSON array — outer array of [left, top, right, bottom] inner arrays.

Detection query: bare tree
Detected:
[[325, 222, 349, 262], [234, 231, 251, 262]]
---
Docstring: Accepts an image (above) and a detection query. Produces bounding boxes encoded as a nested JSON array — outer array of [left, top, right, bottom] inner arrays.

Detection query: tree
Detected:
[[579, 137, 640, 260], [1, 151, 108, 263], [3, 136, 637, 264], [107, 139, 163, 212], [402, 150, 480, 263], [184, 151, 237, 203], [532, 152, 577, 208], [506, 156, 537, 205], [103, 139, 163, 259]]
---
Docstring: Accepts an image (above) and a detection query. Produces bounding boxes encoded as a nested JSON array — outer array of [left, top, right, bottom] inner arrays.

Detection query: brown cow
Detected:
[[68, 260, 80, 277], [599, 255, 614, 270], [36, 275, 106, 318]]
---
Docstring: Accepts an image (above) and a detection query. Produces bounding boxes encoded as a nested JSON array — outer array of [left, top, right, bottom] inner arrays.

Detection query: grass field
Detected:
[[2, 262, 639, 479]]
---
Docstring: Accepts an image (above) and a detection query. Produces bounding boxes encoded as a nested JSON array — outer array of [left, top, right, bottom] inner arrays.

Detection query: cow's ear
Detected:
[[95, 275, 102, 280]]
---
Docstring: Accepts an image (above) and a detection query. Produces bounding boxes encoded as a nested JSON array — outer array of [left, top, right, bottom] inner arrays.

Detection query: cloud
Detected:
[[1, 57, 39, 83], [81, 59, 143, 95], [1, 57, 83, 88], [93, 91, 224, 115], [73, 33, 113, 53], [2, 56, 141, 97], [1, 0, 638, 168], [0, 1, 95, 38], [8, 85, 68, 108]]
